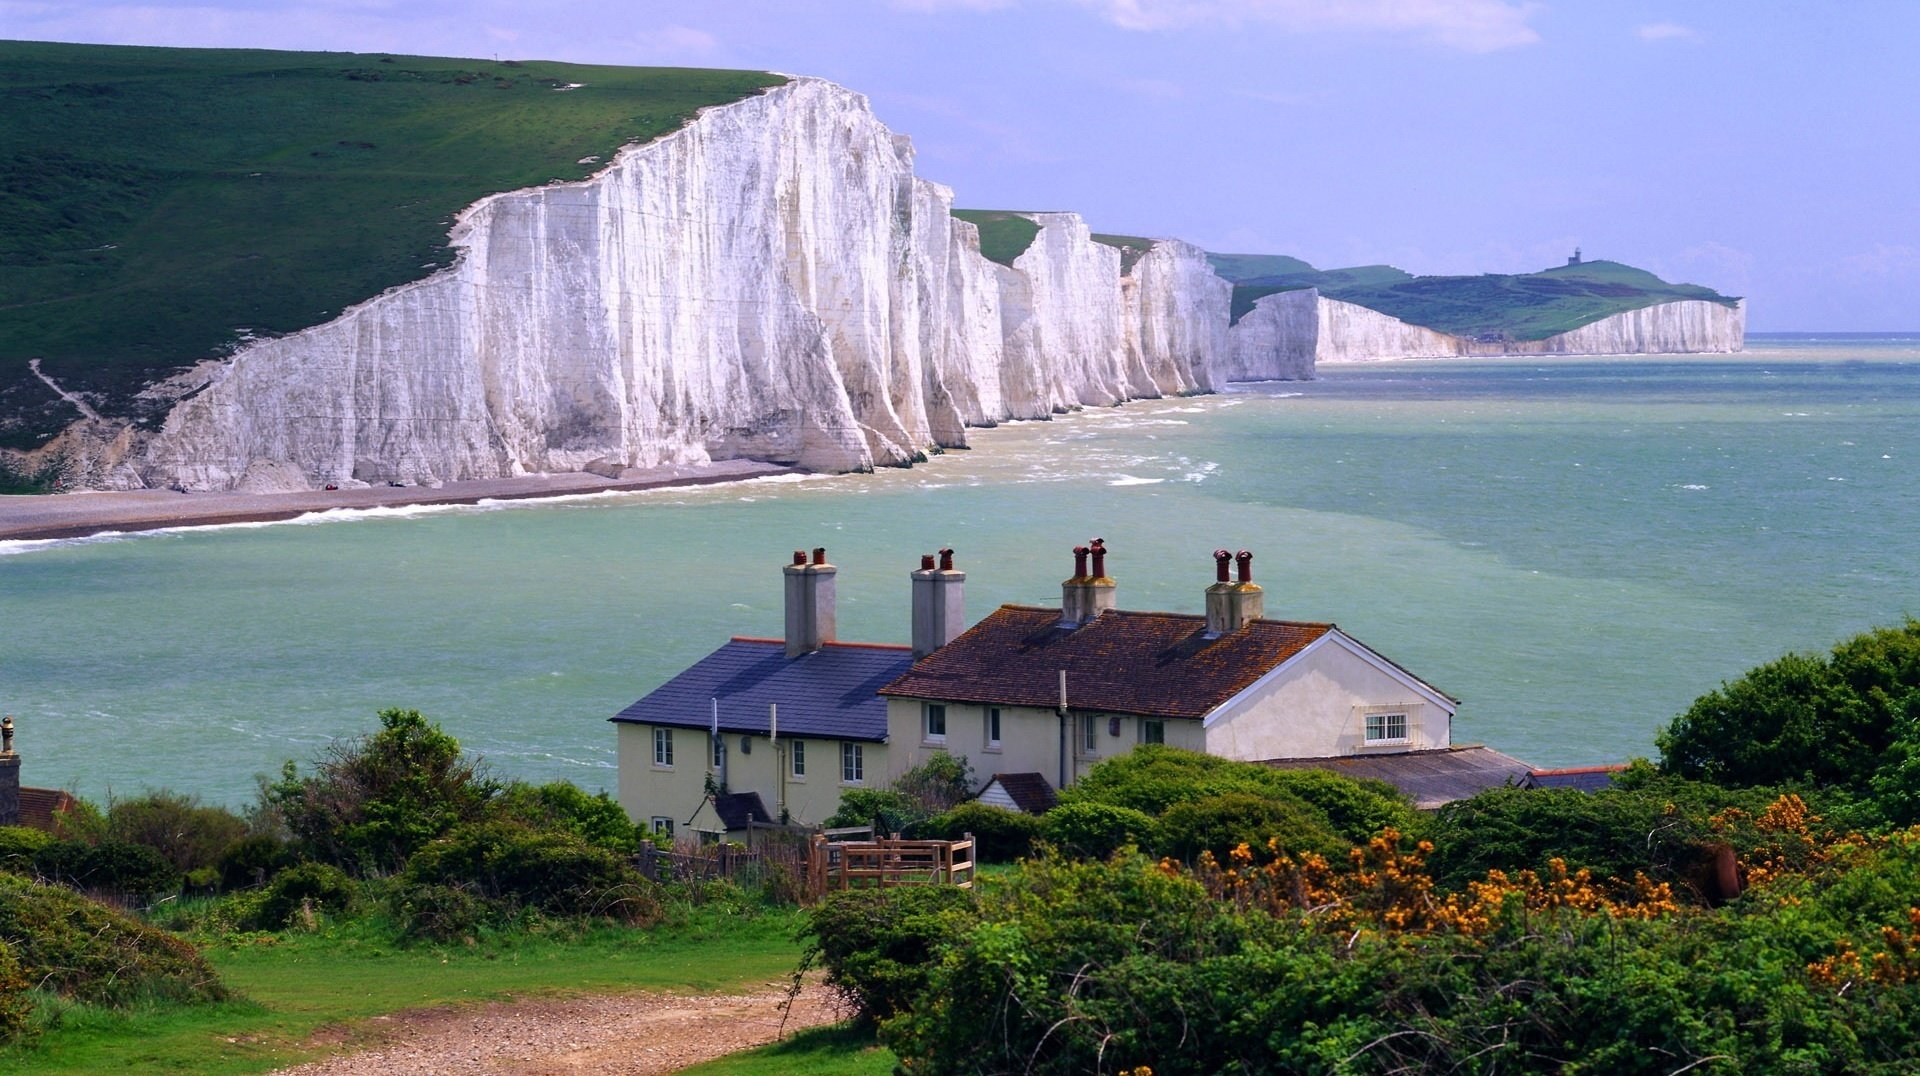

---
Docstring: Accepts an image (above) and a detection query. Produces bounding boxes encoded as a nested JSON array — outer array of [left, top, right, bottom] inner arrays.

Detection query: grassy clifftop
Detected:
[[0, 40, 782, 449], [1209, 253, 1740, 340]]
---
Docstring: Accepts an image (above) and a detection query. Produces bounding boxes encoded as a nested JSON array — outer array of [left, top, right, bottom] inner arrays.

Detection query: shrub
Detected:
[[894, 753, 974, 816], [804, 885, 977, 1024], [494, 781, 640, 852], [403, 822, 660, 923], [0, 941, 31, 1048], [32, 839, 180, 899], [103, 790, 248, 875], [824, 788, 926, 836], [217, 832, 296, 891], [0, 826, 52, 876], [1158, 792, 1345, 862], [265, 708, 497, 874], [243, 861, 357, 930], [1040, 802, 1156, 859], [0, 874, 225, 1006], [921, 803, 1040, 862], [389, 882, 489, 943]]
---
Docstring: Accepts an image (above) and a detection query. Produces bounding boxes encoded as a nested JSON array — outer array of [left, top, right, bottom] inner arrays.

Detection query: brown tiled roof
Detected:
[[16, 787, 77, 831], [983, 772, 1058, 814], [880, 605, 1334, 719]]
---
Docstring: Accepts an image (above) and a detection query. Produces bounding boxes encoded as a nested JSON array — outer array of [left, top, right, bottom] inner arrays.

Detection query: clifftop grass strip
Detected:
[[0, 40, 783, 449], [950, 210, 1042, 268]]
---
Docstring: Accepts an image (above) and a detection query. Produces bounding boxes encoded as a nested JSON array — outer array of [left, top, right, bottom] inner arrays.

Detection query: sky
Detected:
[[4, 0, 1916, 330]]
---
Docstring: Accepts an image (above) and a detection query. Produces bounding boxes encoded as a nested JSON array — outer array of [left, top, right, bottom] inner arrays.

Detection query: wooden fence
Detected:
[[806, 832, 975, 898], [635, 825, 974, 903]]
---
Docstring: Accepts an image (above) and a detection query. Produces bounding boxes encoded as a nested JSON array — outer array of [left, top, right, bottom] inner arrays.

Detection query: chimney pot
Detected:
[[1072, 545, 1089, 579], [812, 547, 827, 566], [1236, 550, 1253, 584], [921, 553, 936, 571], [792, 550, 806, 566], [939, 547, 954, 572], [1213, 549, 1231, 583], [1089, 538, 1108, 579]]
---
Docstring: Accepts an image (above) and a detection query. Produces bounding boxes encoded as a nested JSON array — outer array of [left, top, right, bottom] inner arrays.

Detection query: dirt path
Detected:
[[272, 981, 840, 1075]]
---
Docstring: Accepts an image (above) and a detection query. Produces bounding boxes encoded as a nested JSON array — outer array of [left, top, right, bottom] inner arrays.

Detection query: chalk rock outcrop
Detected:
[[1224, 290, 1745, 371], [110, 78, 1226, 491]]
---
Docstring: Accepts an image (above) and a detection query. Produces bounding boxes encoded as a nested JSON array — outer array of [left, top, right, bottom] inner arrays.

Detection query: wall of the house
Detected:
[[615, 722, 890, 836], [883, 698, 1205, 788], [1203, 637, 1449, 760]]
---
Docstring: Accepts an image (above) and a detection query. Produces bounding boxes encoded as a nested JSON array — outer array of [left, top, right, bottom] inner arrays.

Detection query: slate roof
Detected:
[[711, 791, 773, 831], [612, 637, 912, 743], [1261, 746, 1533, 809], [1523, 765, 1628, 793], [880, 605, 1336, 719], [982, 772, 1058, 814]]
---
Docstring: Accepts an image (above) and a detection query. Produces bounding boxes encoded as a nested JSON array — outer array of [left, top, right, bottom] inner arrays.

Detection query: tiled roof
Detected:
[[1523, 765, 1627, 793], [982, 772, 1058, 814], [711, 791, 773, 831], [612, 637, 912, 743], [880, 605, 1334, 719], [1261, 746, 1533, 810], [15, 787, 76, 831]]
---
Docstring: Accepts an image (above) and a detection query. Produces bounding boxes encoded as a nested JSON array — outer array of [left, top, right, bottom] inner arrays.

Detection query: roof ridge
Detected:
[[824, 640, 913, 652]]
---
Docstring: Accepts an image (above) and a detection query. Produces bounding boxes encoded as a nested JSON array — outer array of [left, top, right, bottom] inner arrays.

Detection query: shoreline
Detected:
[[0, 460, 800, 543]]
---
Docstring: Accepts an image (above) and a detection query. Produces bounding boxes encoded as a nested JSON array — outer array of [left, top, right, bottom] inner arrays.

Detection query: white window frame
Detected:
[[1081, 713, 1099, 755], [1139, 718, 1165, 745], [652, 726, 674, 768], [924, 702, 948, 744], [711, 733, 724, 770], [1363, 710, 1410, 745], [841, 741, 865, 784], [985, 707, 1003, 751], [650, 816, 674, 837], [791, 738, 806, 778]]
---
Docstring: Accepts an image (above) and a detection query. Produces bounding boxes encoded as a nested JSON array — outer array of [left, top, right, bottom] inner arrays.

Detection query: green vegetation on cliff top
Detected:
[[950, 210, 1042, 269], [1208, 253, 1740, 340], [0, 40, 782, 450]]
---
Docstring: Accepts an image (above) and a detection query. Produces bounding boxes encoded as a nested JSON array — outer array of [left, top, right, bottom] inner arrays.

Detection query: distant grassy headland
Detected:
[[1208, 253, 1742, 340], [950, 210, 1043, 268], [0, 40, 782, 450]]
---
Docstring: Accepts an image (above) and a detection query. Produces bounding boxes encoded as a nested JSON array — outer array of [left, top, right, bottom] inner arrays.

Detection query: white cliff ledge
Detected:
[[73, 78, 1226, 492]]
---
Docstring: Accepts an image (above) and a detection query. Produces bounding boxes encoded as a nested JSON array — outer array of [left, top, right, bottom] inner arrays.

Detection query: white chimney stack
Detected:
[[783, 547, 837, 657], [1204, 549, 1264, 636], [1059, 538, 1116, 628], [912, 548, 966, 657]]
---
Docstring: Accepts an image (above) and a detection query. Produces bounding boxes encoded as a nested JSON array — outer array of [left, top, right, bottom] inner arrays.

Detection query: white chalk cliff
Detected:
[[100, 78, 1228, 491], [1224, 290, 1745, 374]]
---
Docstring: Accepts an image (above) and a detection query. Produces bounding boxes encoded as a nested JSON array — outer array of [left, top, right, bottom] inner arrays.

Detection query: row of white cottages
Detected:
[[612, 542, 1542, 838]]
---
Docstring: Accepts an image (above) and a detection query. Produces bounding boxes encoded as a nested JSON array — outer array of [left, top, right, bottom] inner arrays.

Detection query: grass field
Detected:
[[1208, 252, 1739, 339], [0, 40, 781, 449], [951, 209, 1042, 268], [0, 909, 807, 1075], [1090, 232, 1156, 273]]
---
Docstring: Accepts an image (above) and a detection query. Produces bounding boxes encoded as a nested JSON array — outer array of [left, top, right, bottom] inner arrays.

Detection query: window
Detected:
[[1081, 714, 1099, 754], [711, 734, 724, 769], [841, 741, 865, 783], [791, 738, 806, 777], [652, 727, 674, 767], [650, 816, 674, 837], [986, 707, 1003, 750], [924, 703, 947, 742], [1139, 719, 1165, 745], [1364, 712, 1409, 744]]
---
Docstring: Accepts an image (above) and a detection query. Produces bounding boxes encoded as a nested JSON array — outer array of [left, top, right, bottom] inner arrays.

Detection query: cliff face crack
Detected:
[[28, 359, 105, 423]]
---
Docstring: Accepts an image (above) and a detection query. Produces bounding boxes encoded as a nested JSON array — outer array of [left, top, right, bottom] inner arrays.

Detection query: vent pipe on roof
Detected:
[[783, 547, 837, 657], [912, 547, 966, 657], [0, 717, 18, 828]]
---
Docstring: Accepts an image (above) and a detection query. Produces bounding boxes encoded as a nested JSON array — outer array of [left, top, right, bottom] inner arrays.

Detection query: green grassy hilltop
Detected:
[[0, 40, 781, 450], [1209, 253, 1740, 340]]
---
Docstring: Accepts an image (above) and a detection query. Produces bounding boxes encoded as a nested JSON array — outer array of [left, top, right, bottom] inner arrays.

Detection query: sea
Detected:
[[4, 333, 1917, 805]]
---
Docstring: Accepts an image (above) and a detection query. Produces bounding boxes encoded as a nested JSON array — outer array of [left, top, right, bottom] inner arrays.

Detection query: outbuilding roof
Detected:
[[880, 605, 1335, 719], [710, 791, 774, 831], [980, 772, 1059, 814], [612, 637, 913, 743], [1261, 746, 1533, 809], [1522, 765, 1628, 793]]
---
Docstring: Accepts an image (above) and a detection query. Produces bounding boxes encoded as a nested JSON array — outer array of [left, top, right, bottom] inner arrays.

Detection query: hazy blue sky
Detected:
[[5, 1, 1916, 329]]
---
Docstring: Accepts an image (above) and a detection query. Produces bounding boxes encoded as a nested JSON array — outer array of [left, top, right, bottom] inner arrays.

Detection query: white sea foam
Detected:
[[1107, 475, 1165, 486]]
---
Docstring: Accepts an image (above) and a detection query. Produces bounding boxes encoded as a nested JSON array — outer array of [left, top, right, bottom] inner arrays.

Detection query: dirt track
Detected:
[[271, 982, 838, 1075]]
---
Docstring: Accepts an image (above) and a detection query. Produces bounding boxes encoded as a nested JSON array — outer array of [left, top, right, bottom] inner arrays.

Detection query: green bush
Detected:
[[893, 753, 974, 816], [102, 790, 248, 875], [0, 826, 52, 876], [32, 839, 180, 899], [265, 708, 497, 875], [388, 882, 489, 943], [1659, 620, 1920, 799], [0, 874, 225, 1006], [0, 940, 32, 1048], [804, 885, 977, 1024], [921, 803, 1040, 863], [824, 788, 926, 836], [495, 781, 640, 853], [1039, 801, 1156, 859], [217, 833, 295, 891], [403, 822, 660, 923], [242, 861, 358, 930], [1060, 746, 1415, 842], [1157, 792, 1345, 862]]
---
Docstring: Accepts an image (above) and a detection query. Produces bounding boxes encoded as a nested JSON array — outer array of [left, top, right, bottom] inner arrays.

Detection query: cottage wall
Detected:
[[616, 722, 888, 836], [1203, 635, 1450, 760], [883, 698, 1205, 790]]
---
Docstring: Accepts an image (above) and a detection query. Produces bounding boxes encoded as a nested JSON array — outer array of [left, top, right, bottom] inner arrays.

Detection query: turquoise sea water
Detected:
[[4, 334, 1918, 805]]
